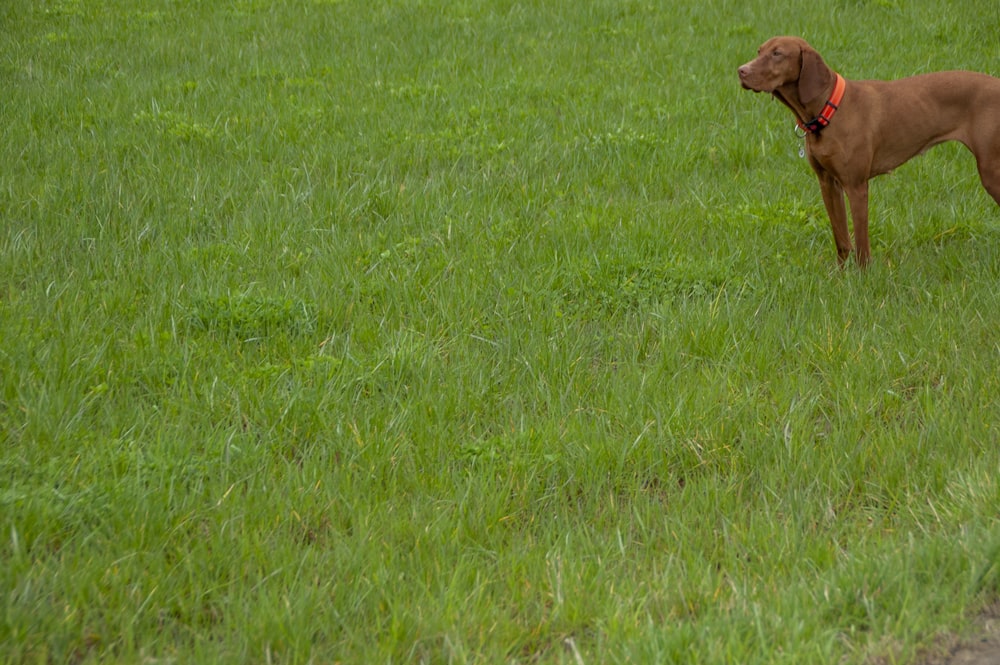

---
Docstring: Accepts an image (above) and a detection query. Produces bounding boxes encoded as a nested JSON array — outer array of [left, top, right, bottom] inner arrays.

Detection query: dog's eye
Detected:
[[772, 49, 782, 58]]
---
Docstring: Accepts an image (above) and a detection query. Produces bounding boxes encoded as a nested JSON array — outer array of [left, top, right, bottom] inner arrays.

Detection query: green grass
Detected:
[[3, 0, 1000, 662]]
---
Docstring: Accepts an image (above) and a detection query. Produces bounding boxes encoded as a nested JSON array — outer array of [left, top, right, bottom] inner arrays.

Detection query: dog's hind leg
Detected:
[[975, 154, 1000, 205]]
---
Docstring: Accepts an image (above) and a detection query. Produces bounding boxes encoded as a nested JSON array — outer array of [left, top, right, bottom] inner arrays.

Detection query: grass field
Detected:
[[4, 0, 1000, 662]]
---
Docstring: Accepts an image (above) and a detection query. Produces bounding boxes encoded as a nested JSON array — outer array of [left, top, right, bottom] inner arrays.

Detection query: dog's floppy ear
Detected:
[[798, 45, 833, 104]]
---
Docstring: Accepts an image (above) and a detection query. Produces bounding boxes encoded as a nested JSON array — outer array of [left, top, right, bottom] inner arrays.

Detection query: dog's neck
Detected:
[[772, 86, 813, 127], [772, 77, 843, 133]]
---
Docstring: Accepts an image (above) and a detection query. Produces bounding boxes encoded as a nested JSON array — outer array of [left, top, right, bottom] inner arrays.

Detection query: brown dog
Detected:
[[739, 36, 1000, 267]]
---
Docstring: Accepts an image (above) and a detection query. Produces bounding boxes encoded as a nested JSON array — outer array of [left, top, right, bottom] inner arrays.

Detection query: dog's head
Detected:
[[738, 36, 833, 105]]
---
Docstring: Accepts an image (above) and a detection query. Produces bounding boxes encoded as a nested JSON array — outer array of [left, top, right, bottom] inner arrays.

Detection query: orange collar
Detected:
[[797, 73, 846, 135]]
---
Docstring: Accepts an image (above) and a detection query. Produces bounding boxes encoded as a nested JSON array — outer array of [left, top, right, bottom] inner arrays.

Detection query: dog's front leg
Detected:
[[815, 170, 853, 267], [844, 181, 871, 267]]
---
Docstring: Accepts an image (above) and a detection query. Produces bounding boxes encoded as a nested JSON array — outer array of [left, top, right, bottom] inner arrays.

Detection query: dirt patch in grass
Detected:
[[907, 604, 1000, 665]]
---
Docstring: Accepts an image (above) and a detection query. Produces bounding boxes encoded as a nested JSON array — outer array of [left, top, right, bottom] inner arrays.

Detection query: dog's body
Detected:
[[739, 36, 1000, 266]]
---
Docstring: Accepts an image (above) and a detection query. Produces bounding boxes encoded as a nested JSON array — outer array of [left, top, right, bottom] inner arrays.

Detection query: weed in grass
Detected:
[[186, 293, 318, 339]]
